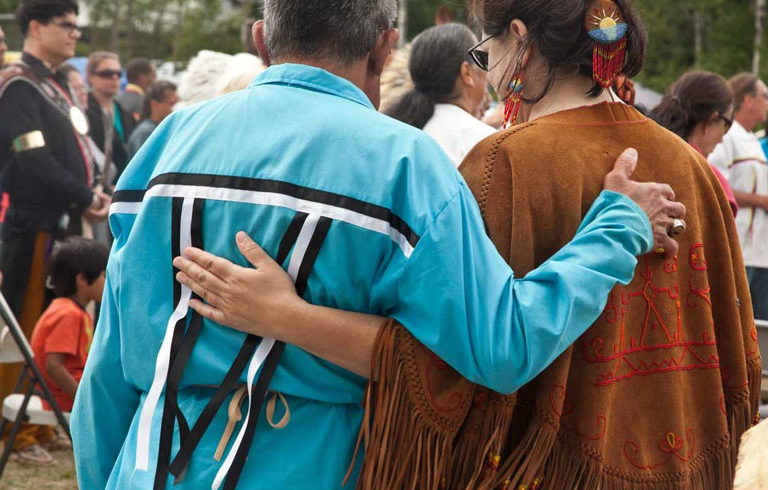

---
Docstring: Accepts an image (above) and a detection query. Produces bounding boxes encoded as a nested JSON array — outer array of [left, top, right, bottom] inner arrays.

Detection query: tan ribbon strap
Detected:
[[265, 391, 291, 429], [213, 385, 248, 462], [11, 130, 45, 153]]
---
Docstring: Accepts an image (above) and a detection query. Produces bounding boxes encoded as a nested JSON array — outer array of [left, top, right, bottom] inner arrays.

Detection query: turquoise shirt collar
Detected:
[[249, 63, 375, 110]]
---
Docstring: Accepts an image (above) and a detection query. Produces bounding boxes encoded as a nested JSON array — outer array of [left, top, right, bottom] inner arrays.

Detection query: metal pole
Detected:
[[0, 293, 70, 435]]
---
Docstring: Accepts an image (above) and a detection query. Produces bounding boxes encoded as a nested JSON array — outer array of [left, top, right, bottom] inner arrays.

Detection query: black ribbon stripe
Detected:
[[167, 334, 259, 481], [154, 199, 204, 490], [276, 212, 308, 265], [222, 217, 333, 489], [167, 211, 318, 482], [112, 172, 420, 249], [222, 343, 285, 490], [154, 198, 188, 490]]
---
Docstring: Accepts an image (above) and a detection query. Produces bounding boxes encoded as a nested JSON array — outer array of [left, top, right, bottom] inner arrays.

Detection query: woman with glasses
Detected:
[[386, 23, 495, 166], [85, 51, 135, 185], [651, 71, 738, 215]]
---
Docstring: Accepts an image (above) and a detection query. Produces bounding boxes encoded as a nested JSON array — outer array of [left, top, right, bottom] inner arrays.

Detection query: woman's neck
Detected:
[[523, 70, 617, 123]]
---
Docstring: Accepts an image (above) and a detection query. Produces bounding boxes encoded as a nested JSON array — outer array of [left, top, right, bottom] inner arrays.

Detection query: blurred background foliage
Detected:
[[0, 0, 767, 94]]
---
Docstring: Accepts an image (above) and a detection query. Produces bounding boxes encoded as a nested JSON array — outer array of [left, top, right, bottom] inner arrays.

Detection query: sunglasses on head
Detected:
[[95, 69, 122, 79], [467, 34, 496, 72]]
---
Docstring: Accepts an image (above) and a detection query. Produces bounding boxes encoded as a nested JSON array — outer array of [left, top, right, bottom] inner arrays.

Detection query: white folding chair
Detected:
[[0, 293, 69, 478]]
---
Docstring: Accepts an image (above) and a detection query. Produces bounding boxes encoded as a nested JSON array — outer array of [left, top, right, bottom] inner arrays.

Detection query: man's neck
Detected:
[[23, 41, 61, 70], [272, 57, 369, 100], [92, 91, 114, 111], [735, 113, 756, 133]]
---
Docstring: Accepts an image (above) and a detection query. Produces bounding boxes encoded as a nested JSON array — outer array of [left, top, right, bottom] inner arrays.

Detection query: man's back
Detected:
[[73, 63, 462, 489]]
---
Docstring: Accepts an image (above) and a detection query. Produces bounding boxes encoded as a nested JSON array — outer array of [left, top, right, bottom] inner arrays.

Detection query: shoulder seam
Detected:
[[477, 123, 534, 215]]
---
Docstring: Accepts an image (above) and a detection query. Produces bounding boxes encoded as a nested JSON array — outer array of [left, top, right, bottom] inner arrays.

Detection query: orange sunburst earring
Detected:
[[502, 61, 526, 129], [585, 0, 628, 89]]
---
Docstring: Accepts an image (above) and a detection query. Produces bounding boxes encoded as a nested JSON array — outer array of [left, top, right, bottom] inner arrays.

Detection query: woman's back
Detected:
[[460, 101, 760, 488]]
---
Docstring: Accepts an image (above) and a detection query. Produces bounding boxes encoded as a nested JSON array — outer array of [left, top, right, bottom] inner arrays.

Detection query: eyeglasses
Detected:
[[49, 20, 81, 34], [467, 34, 496, 72], [94, 69, 122, 79], [717, 114, 733, 131]]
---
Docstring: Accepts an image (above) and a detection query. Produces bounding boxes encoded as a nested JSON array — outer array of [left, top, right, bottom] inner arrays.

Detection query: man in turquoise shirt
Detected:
[[71, 1, 683, 489]]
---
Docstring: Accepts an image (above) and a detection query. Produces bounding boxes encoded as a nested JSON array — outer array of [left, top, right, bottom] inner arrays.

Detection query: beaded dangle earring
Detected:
[[502, 61, 525, 129], [585, 0, 628, 89]]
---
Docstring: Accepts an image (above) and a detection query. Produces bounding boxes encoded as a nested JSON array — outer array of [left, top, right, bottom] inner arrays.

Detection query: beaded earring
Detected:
[[502, 62, 525, 129]]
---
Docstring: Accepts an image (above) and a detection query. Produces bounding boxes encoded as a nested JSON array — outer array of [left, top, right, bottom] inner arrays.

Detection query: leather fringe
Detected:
[[354, 325, 760, 490], [356, 321, 455, 490], [447, 391, 515, 489]]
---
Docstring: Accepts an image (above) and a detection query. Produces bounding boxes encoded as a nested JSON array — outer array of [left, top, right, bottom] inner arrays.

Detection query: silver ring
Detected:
[[670, 219, 686, 237]]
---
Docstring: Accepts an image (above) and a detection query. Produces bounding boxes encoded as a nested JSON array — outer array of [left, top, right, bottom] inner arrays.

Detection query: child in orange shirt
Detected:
[[17, 237, 109, 463]]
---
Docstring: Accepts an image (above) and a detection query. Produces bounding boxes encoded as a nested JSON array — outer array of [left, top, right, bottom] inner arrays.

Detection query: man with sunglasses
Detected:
[[711, 73, 768, 320], [0, 0, 110, 462], [85, 51, 136, 184]]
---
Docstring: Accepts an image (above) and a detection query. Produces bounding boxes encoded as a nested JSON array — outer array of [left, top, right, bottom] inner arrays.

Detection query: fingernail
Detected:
[[624, 148, 638, 159], [237, 231, 247, 243]]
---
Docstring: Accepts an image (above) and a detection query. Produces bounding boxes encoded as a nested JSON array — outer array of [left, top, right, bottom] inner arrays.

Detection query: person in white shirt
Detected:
[[384, 23, 496, 166], [710, 73, 768, 319]]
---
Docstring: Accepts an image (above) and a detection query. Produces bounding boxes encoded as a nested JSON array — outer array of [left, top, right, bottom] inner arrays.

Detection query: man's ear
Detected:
[[28, 19, 42, 40], [368, 28, 400, 77], [252, 20, 271, 66], [460, 61, 476, 88]]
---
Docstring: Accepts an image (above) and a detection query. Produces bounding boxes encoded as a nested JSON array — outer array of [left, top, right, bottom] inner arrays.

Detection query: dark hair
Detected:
[[141, 80, 177, 119], [469, 0, 646, 99], [650, 71, 732, 141], [729, 73, 760, 113], [386, 24, 478, 129], [125, 58, 155, 84], [58, 62, 79, 79], [46, 237, 109, 298], [16, 0, 78, 36], [263, 0, 397, 65]]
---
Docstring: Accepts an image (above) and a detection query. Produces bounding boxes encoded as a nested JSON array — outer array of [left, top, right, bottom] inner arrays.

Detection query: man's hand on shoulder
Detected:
[[603, 148, 687, 258]]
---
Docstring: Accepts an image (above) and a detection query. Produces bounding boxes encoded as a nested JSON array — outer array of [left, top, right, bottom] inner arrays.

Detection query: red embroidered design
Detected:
[[587, 256, 719, 386], [603, 291, 618, 324], [663, 254, 678, 274], [624, 429, 695, 469], [689, 243, 707, 271], [549, 385, 607, 441]]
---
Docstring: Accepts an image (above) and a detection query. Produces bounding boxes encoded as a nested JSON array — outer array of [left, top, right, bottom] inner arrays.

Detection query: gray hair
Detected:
[[263, 0, 397, 65]]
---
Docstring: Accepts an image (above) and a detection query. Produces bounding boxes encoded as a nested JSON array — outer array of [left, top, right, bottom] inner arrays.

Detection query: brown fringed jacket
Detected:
[[357, 103, 761, 489]]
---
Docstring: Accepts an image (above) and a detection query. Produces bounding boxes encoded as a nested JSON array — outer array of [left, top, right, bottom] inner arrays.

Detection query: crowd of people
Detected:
[[0, 0, 764, 488]]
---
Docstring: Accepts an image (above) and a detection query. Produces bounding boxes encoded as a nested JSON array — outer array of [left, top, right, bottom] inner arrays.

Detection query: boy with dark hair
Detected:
[[15, 238, 108, 463], [117, 57, 156, 122], [127, 80, 178, 158], [33, 237, 108, 411]]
